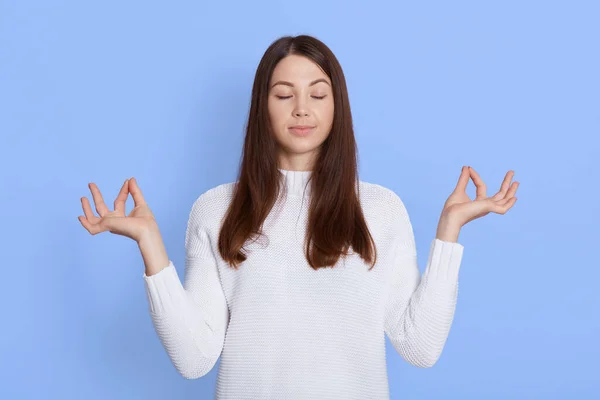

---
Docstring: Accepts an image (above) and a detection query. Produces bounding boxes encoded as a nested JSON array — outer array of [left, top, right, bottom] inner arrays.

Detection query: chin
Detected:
[[279, 138, 321, 154]]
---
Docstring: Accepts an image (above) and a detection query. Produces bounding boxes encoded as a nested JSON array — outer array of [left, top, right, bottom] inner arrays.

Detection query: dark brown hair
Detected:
[[218, 34, 377, 271]]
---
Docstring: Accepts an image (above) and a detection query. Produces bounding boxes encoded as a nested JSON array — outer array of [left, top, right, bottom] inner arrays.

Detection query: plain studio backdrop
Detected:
[[1, 0, 598, 398]]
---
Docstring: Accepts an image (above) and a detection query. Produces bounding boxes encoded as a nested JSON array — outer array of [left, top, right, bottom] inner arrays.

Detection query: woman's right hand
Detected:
[[78, 177, 158, 243]]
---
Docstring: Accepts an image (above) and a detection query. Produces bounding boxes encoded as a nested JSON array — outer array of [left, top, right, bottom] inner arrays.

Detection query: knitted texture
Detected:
[[143, 169, 464, 399]]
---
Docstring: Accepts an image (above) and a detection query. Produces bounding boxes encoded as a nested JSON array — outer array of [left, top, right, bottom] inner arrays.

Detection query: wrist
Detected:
[[137, 223, 161, 245], [137, 228, 169, 277], [436, 214, 462, 243]]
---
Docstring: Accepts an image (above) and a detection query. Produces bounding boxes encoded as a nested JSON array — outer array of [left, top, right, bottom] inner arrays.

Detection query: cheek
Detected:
[[268, 102, 285, 127], [320, 100, 334, 124]]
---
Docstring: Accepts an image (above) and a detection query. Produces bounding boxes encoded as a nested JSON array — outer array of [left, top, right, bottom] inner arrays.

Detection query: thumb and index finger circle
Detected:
[[454, 166, 470, 193], [128, 177, 147, 207], [114, 179, 130, 214]]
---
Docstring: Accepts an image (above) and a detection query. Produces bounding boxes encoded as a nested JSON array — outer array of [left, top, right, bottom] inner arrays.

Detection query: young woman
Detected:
[[79, 35, 518, 399]]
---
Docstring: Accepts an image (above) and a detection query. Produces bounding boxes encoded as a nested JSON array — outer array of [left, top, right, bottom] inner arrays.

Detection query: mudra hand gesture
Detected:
[[78, 177, 158, 243], [442, 166, 519, 227]]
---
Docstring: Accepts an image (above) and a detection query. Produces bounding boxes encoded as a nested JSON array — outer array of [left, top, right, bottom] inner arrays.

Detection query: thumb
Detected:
[[454, 166, 470, 193], [128, 177, 147, 207]]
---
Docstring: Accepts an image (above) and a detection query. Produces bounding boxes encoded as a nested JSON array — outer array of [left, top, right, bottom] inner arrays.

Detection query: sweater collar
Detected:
[[278, 168, 313, 198]]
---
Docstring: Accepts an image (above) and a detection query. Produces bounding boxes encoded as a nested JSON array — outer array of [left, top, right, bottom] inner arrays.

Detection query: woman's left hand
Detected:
[[441, 166, 519, 228]]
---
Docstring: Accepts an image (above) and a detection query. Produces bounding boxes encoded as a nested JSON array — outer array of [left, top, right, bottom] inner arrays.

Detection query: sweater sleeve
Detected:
[[383, 193, 464, 368], [142, 195, 229, 379]]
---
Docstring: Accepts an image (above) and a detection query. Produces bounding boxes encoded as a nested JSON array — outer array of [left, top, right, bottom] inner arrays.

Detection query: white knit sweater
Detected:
[[143, 169, 464, 399]]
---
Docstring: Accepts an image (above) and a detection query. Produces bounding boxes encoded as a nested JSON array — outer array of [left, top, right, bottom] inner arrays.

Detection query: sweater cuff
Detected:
[[422, 238, 464, 284], [142, 260, 185, 314]]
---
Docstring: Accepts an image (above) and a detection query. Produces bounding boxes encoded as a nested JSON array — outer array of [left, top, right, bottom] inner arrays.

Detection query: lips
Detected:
[[289, 126, 315, 136]]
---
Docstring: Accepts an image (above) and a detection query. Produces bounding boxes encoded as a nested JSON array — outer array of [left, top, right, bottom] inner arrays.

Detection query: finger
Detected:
[[506, 181, 519, 198], [78, 215, 93, 234], [114, 179, 130, 215], [493, 197, 517, 214], [468, 166, 487, 199], [454, 166, 470, 193], [78, 215, 105, 235], [491, 170, 515, 200], [89, 183, 110, 217], [81, 197, 99, 222], [494, 180, 519, 201], [128, 177, 147, 207], [495, 196, 513, 206]]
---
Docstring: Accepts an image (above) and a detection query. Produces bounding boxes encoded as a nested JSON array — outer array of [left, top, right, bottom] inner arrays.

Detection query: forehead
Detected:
[[270, 54, 329, 83]]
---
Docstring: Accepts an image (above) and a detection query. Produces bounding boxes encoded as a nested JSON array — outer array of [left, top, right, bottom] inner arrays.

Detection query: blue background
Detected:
[[1, 0, 598, 398]]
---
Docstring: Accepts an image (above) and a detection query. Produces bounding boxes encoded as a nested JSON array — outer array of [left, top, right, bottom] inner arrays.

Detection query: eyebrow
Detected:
[[270, 78, 331, 89]]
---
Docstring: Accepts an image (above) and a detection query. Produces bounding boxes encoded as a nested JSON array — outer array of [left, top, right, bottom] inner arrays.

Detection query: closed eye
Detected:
[[276, 95, 327, 100]]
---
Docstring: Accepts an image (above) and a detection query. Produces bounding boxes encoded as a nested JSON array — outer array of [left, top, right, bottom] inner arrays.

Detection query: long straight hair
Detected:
[[218, 34, 377, 271]]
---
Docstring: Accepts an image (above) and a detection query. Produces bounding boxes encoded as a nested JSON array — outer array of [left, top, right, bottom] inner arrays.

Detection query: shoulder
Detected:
[[193, 181, 236, 208], [358, 180, 416, 251], [358, 180, 410, 218], [188, 181, 237, 227]]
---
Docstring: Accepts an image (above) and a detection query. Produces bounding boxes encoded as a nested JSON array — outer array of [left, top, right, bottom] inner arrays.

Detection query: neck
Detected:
[[278, 168, 313, 198]]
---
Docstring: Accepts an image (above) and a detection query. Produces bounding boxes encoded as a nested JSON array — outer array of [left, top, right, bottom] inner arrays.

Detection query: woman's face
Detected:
[[268, 54, 334, 170]]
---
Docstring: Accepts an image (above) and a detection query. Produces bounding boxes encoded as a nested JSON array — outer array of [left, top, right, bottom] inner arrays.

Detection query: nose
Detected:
[[294, 109, 308, 117], [293, 97, 309, 117]]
